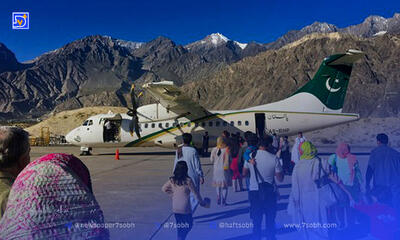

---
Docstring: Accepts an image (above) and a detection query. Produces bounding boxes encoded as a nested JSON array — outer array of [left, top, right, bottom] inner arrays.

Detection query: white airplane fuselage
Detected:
[[66, 93, 359, 149]]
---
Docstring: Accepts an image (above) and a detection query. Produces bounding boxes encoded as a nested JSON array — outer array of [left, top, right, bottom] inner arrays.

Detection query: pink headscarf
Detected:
[[0, 153, 109, 239], [336, 143, 357, 183]]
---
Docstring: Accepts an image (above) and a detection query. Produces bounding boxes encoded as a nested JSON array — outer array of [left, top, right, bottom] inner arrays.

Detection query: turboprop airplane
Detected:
[[66, 49, 364, 155]]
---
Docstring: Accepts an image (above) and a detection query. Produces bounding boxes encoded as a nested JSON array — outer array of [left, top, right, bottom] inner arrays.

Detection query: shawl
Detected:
[[335, 142, 358, 184], [299, 141, 318, 160], [0, 153, 109, 239]]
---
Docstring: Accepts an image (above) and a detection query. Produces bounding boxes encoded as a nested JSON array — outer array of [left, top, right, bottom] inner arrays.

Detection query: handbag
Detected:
[[254, 163, 275, 202], [315, 157, 348, 207]]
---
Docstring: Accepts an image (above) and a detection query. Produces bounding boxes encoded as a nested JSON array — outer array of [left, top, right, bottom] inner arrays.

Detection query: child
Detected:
[[162, 161, 208, 240]]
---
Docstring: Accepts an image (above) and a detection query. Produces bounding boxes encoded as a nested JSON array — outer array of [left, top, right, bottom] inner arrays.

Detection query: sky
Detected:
[[1, 0, 399, 62]]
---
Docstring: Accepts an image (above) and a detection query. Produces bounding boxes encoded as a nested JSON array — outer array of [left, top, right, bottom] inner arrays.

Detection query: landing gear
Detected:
[[80, 146, 92, 156]]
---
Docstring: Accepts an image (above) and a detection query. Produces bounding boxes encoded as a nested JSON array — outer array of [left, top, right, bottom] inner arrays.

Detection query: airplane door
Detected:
[[255, 113, 265, 139]]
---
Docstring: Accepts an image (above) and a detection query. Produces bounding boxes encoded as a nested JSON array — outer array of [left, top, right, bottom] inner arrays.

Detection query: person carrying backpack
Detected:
[[243, 136, 283, 240]]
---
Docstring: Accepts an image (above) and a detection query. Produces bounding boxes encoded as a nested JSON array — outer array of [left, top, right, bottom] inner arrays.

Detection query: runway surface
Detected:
[[30, 146, 377, 240]]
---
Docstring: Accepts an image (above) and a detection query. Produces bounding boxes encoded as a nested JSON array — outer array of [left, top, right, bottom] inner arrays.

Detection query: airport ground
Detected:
[[29, 146, 380, 240]]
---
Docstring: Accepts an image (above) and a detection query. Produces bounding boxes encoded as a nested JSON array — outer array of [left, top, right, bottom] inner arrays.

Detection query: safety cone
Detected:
[[115, 149, 120, 160]]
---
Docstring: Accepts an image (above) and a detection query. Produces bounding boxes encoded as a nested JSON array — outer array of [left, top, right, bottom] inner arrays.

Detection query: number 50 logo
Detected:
[[12, 12, 30, 30]]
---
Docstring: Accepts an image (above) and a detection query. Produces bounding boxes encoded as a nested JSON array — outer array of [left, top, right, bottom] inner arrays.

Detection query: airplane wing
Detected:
[[142, 81, 211, 120]]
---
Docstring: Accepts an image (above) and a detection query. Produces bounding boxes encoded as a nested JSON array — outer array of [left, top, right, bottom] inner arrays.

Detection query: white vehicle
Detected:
[[66, 50, 363, 155]]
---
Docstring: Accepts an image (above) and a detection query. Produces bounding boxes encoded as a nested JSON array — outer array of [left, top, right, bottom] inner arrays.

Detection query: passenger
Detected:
[[229, 135, 243, 192], [210, 137, 232, 206], [222, 130, 230, 138], [329, 142, 363, 227], [242, 133, 259, 192], [280, 136, 292, 175], [201, 131, 209, 157], [366, 133, 400, 226], [291, 132, 306, 164], [287, 141, 331, 240], [0, 153, 109, 239], [162, 161, 207, 240], [0, 127, 30, 219], [272, 133, 279, 151], [243, 136, 283, 240], [174, 133, 204, 211]]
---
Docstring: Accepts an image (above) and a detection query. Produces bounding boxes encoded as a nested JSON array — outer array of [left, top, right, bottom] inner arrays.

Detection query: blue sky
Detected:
[[1, 0, 399, 62]]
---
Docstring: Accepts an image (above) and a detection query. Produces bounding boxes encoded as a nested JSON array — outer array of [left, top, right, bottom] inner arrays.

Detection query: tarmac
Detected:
[[29, 146, 378, 240]]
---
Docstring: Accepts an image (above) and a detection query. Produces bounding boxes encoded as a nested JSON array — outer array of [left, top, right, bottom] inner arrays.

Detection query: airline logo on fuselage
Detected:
[[325, 77, 341, 93]]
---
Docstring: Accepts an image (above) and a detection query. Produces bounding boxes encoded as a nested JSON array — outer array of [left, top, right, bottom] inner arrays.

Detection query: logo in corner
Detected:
[[12, 12, 30, 30]]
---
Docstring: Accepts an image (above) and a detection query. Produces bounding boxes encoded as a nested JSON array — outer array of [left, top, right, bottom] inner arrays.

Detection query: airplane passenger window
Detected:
[[82, 120, 89, 126], [201, 122, 206, 127], [158, 123, 162, 128], [245, 121, 249, 126], [151, 123, 155, 128], [238, 121, 242, 126], [145, 123, 148, 128], [216, 121, 220, 127], [223, 122, 227, 127], [165, 123, 169, 128], [230, 121, 234, 126], [208, 121, 213, 127]]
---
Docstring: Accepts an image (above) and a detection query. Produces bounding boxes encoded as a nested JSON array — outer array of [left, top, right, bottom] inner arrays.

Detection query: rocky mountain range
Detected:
[[0, 13, 399, 120]]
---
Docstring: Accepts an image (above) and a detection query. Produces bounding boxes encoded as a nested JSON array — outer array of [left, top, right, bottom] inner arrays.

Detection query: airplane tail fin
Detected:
[[292, 49, 364, 111]]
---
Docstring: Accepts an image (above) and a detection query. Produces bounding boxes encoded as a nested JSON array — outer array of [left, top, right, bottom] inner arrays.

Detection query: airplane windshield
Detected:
[[82, 120, 89, 126]]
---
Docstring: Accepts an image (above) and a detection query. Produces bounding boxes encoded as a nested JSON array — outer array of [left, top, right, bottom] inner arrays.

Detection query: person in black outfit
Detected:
[[202, 132, 209, 157]]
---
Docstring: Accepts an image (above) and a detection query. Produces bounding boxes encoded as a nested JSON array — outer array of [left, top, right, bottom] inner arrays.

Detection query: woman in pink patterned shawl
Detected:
[[0, 153, 109, 239]]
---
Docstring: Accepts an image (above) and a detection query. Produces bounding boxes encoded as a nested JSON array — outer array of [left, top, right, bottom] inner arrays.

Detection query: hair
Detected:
[[171, 161, 189, 186], [0, 127, 30, 169], [182, 133, 192, 145], [259, 136, 273, 149], [247, 133, 258, 147], [228, 136, 240, 158], [244, 131, 252, 141], [376, 133, 388, 145], [222, 130, 230, 138]]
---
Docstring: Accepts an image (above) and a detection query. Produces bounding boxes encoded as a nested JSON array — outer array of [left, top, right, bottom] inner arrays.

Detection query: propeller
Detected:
[[127, 84, 143, 138]]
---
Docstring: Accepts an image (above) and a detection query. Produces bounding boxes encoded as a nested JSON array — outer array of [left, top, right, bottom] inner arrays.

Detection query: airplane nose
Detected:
[[65, 131, 74, 144]]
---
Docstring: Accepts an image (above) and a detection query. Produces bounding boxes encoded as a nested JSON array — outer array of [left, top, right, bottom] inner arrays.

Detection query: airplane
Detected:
[[66, 49, 364, 155]]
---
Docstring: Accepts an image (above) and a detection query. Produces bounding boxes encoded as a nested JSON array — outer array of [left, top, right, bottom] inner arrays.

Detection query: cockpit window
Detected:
[[82, 120, 89, 126], [88, 120, 93, 126]]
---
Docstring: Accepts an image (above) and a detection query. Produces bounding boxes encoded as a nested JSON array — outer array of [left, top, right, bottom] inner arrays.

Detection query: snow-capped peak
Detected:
[[115, 39, 144, 50], [208, 33, 229, 45], [234, 41, 247, 49]]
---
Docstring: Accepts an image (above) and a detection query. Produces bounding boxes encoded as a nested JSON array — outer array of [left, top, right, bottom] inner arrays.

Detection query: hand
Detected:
[[200, 177, 204, 185], [249, 159, 256, 165]]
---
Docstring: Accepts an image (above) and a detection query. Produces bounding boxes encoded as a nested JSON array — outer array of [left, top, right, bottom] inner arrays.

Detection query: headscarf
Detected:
[[299, 141, 318, 160], [335, 142, 358, 184], [0, 153, 109, 239]]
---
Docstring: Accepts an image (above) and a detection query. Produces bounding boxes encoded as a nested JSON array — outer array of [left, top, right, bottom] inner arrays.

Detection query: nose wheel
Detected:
[[80, 146, 92, 156]]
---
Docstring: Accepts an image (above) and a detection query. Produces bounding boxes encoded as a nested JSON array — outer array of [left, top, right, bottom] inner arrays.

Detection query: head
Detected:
[[244, 131, 253, 141], [273, 133, 277, 137], [205, 131, 208, 136], [284, 136, 288, 140], [217, 136, 228, 148], [222, 130, 230, 138], [0, 153, 108, 238], [247, 133, 258, 147], [0, 127, 30, 175], [182, 133, 192, 145], [376, 133, 388, 146], [259, 136, 273, 151], [299, 141, 318, 160], [172, 161, 189, 185], [336, 142, 351, 158], [298, 132, 303, 138]]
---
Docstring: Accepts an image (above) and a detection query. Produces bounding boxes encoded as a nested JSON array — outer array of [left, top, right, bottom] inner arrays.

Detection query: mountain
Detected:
[[185, 33, 266, 63], [182, 32, 400, 118], [1, 13, 400, 120], [0, 43, 22, 73], [265, 13, 400, 50]]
